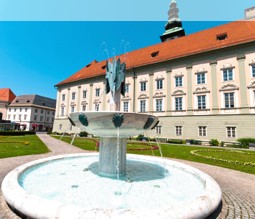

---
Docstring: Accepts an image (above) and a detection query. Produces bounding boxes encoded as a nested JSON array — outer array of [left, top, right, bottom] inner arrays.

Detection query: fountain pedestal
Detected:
[[98, 137, 127, 177]]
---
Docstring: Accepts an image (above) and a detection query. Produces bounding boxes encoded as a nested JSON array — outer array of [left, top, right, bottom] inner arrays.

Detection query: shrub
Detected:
[[210, 139, 219, 146], [193, 140, 202, 145], [79, 131, 88, 137], [237, 138, 255, 148], [168, 139, 183, 144], [220, 141, 224, 147], [137, 134, 144, 141], [0, 131, 36, 136]]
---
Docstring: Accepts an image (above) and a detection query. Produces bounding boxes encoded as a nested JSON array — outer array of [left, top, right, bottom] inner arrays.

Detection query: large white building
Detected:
[[53, 3, 255, 142], [7, 95, 56, 131]]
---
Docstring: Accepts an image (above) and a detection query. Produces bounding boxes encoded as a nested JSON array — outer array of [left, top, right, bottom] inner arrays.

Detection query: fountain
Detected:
[[1, 58, 222, 219]]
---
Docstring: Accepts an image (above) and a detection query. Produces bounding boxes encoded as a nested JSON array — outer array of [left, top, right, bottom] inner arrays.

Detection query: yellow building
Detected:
[[53, 4, 255, 142]]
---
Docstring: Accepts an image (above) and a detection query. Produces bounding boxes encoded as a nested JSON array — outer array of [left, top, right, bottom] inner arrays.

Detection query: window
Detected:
[[59, 124, 62, 130], [72, 92, 76, 100], [18, 114, 22, 120], [9, 108, 11, 112], [14, 108, 16, 112], [82, 105, 86, 111], [95, 104, 99, 111], [35, 109, 38, 113], [175, 97, 183, 111], [83, 90, 87, 98], [198, 126, 207, 137], [8, 115, 11, 119], [125, 84, 130, 93], [156, 79, 163, 90], [40, 116, 43, 122], [156, 99, 163, 112], [140, 100, 146, 112], [34, 115, 37, 121], [223, 69, 233, 81], [24, 115, 27, 120], [71, 106, 75, 113], [95, 88, 100, 97], [197, 95, 206, 109], [47, 117, 49, 122], [41, 109, 44, 114], [176, 126, 182, 136], [197, 73, 206, 84], [25, 108, 27, 112], [13, 115, 16, 120], [227, 127, 236, 138], [155, 126, 162, 134], [140, 82, 147, 91], [47, 111, 50, 115], [62, 94, 66, 101], [61, 107, 65, 116], [52, 111, 54, 116], [20, 108, 22, 112], [224, 93, 235, 108], [123, 102, 129, 112], [252, 65, 255, 78], [175, 77, 183, 87]]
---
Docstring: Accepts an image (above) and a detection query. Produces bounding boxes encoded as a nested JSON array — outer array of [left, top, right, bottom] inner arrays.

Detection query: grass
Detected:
[[0, 135, 50, 158], [53, 135, 255, 174]]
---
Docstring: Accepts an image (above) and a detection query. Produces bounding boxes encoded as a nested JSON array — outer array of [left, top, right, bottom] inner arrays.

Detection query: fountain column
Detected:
[[98, 137, 127, 177], [97, 57, 127, 177]]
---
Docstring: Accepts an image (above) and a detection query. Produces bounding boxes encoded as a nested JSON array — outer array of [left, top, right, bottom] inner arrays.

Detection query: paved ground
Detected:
[[0, 133, 255, 219]]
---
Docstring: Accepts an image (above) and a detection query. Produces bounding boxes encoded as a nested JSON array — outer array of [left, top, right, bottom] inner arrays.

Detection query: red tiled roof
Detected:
[[56, 21, 255, 87], [0, 88, 16, 103]]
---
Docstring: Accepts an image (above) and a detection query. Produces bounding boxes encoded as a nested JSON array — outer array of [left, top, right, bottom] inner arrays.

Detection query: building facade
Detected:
[[53, 12, 255, 142], [0, 88, 16, 121], [7, 95, 56, 131]]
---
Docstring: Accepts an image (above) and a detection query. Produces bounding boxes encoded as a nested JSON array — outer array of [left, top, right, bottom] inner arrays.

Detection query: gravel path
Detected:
[[0, 133, 255, 219]]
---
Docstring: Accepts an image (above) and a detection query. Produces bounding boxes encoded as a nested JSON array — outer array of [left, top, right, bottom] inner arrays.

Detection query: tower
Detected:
[[160, 0, 185, 42]]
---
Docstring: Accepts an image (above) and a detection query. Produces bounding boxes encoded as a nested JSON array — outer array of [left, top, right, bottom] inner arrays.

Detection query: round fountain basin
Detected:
[[2, 153, 222, 219], [69, 112, 159, 138]]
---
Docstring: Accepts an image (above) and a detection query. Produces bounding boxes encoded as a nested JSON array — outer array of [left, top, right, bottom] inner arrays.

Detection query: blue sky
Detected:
[[0, 0, 254, 99]]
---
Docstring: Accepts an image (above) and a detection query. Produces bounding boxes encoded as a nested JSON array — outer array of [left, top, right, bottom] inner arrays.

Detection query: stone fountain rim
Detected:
[[1, 153, 222, 219]]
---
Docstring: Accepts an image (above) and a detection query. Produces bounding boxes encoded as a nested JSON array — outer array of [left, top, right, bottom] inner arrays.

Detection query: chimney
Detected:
[[245, 6, 255, 20]]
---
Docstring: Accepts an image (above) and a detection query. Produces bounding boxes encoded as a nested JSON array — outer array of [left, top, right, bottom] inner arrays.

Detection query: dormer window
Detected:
[[102, 65, 106, 70], [151, 51, 159, 57], [217, 33, 228, 41]]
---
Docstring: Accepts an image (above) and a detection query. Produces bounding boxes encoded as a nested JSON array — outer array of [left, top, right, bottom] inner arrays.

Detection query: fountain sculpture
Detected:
[[1, 58, 222, 219]]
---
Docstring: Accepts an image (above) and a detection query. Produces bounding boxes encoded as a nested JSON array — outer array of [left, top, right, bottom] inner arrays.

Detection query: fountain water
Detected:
[[1, 58, 222, 219]]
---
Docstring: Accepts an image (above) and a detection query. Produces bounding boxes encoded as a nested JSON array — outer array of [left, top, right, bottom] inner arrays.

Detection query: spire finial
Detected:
[[168, 0, 179, 20]]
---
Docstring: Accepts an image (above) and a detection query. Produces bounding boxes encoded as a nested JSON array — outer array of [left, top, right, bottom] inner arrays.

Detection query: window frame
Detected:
[[175, 126, 182, 136], [95, 88, 100, 97], [123, 101, 129, 112], [197, 72, 206, 84], [224, 92, 235, 108], [252, 65, 255, 78], [140, 100, 146, 112], [71, 92, 76, 100], [156, 79, 163, 90], [62, 94, 66, 101], [175, 97, 183, 111], [226, 127, 236, 138], [140, 82, 147, 91], [198, 126, 207, 137], [175, 76, 183, 87], [223, 68, 234, 82], [155, 99, 163, 112], [197, 95, 206, 109]]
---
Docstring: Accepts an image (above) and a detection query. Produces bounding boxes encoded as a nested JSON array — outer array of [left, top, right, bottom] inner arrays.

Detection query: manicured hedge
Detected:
[[0, 131, 36, 136], [237, 138, 255, 148]]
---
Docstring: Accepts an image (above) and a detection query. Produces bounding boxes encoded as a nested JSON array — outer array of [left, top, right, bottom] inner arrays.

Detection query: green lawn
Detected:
[[0, 135, 50, 158], [53, 135, 255, 174]]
